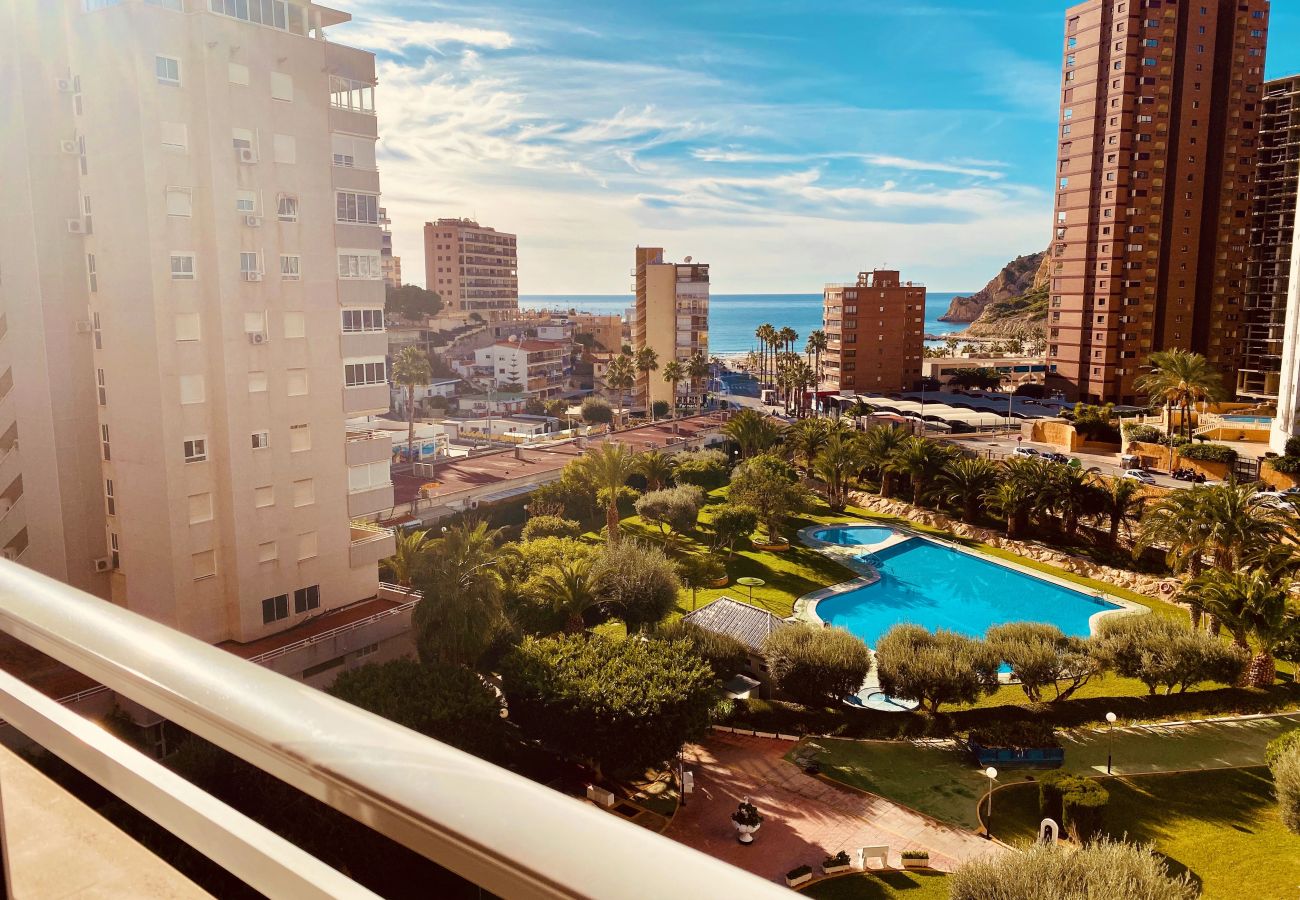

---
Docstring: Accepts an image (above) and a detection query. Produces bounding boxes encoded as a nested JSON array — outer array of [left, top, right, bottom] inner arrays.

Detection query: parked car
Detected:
[[1122, 470, 1158, 485], [1013, 447, 1040, 458], [1255, 488, 1300, 508], [1047, 452, 1070, 464]]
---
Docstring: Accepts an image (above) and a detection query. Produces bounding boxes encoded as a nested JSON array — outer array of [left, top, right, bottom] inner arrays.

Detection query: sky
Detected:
[[336, 1, 1300, 295]]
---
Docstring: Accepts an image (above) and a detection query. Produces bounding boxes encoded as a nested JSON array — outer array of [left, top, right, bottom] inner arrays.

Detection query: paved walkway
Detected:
[[663, 733, 1003, 883]]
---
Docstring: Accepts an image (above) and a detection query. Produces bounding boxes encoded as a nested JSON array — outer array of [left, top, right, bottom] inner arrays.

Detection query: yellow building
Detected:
[[632, 247, 709, 409]]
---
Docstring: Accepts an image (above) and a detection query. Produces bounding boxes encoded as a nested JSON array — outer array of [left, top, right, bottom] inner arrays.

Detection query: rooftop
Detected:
[[682, 597, 787, 654]]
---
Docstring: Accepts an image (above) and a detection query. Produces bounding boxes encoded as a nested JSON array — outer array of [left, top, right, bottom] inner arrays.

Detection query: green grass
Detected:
[[800, 870, 948, 900], [988, 768, 1300, 899]]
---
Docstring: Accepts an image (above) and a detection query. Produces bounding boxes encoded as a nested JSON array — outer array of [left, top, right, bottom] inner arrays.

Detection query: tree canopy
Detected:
[[762, 625, 873, 707], [385, 283, 442, 321]]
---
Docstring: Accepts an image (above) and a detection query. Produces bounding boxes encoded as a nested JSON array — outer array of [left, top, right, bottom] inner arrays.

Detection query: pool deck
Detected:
[[792, 521, 1148, 637]]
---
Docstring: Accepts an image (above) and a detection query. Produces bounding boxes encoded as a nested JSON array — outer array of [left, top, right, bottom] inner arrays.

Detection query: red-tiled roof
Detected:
[[217, 596, 404, 660], [493, 340, 567, 352], [0, 634, 97, 700]]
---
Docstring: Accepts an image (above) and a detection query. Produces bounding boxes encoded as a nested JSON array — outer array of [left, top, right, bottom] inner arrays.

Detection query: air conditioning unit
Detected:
[[60, 139, 79, 154], [243, 271, 263, 282], [248, 331, 268, 345], [93, 556, 114, 573], [66, 218, 86, 234], [75, 320, 93, 334], [237, 147, 258, 164], [244, 215, 262, 227], [55, 77, 75, 93]]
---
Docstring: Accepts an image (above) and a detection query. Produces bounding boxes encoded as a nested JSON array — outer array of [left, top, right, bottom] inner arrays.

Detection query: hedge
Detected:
[[1062, 779, 1109, 843], [1269, 456, 1300, 475], [968, 721, 1060, 749], [1178, 442, 1237, 463]]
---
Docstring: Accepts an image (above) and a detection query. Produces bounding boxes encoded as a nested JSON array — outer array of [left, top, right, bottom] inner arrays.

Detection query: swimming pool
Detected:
[[811, 525, 895, 546], [811, 529, 1121, 647], [1222, 415, 1272, 425]]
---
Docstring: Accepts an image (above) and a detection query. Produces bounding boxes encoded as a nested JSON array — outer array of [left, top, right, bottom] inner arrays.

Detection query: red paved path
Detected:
[[664, 733, 1004, 883]]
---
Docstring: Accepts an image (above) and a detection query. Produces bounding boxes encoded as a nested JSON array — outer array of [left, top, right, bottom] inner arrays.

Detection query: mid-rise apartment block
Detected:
[[572, 313, 624, 353], [1046, 0, 1270, 404], [0, 0, 394, 647], [632, 247, 709, 409], [1239, 75, 1300, 400], [821, 270, 925, 395], [423, 218, 519, 322], [473, 340, 570, 399], [379, 206, 401, 289]]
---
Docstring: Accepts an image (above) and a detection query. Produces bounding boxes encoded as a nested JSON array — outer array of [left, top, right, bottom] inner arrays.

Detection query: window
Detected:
[[331, 134, 376, 170], [287, 369, 309, 396], [228, 62, 250, 86], [161, 122, 188, 152], [262, 595, 289, 625], [297, 531, 318, 561], [277, 194, 298, 222], [292, 478, 314, 508], [283, 311, 306, 338], [183, 438, 207, 463], [232, 128, 253, 152], [105, 479, 116, 517], [170, 253, 196, 280], [254, 485, 274, 508], [192, 550, 217, 580], [280, 255, 301, 281], [270, 72, 294, 102], [294, 585, 320, 614], [341, 309, 385, 332], [344, 358, 387, 387], [258, 541, 278, 563], [251, 431, 269, 450], [338, 251, 381, 279], [101, 424, 111, 461], [188, 492, 213, 525], [240, 252, 261, 278], [335, 191, 379, 224], [87, 254, 98, 292], [348, 460, 391, 493], [96, 368, 107, 405], [210, 0, 305, 32], [175, 313, 200, 342], [179, 374, 204, 405], [290, 423, 311, 452], [155, 56, 180, 86], [329, 76, 375, 113], [236, 190, 257, 214], [248, 371, 267, 392], [166, 187, 193, 217], [273, 134, 296, 165]]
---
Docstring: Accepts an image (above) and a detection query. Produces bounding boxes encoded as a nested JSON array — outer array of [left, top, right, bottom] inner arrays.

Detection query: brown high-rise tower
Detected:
[[1046, 0, 1269, 404]]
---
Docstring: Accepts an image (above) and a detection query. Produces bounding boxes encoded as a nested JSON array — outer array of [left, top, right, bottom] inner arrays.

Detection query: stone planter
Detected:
[[902, 856, 930, 870], [752, 540, 790, 552], [785, 868, 813, 887], [710, 575, 730, 588]]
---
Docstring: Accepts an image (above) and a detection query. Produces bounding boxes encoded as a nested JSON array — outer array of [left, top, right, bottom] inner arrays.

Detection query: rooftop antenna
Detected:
[[685, 256, 693, 263]]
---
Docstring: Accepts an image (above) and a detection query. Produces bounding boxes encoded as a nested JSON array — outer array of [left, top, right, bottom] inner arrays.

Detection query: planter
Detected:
[[710, 575, 730, 588], [753, 540, 790, 552], [902, 856, 930, 870], [786, 868, 813, 888], [822, 863, 854, 876], [968, 741, 1064, 770]]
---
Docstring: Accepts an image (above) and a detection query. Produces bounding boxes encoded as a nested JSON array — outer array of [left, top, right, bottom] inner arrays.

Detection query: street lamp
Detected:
[[1106, 711, 1117, 775], [984, 766, 998, 838]]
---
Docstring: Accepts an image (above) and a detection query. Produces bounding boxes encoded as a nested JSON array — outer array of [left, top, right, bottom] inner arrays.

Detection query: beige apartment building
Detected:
[[423, 218, 519, 322], [0, 0, 394, 648], [822, 270, 925, 394], [1046, 0, 1270, 404], [572, 312, 624, 353], [632, 247, 709, 409]]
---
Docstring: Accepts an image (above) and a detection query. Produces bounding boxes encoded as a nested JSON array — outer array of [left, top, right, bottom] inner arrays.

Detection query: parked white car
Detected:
[[1012, 447, 1040, 458], [1121, 470, 1158, 485]]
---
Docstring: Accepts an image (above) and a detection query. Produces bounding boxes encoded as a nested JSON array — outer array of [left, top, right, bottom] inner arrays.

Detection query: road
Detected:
[[944, 434, 1187, 489]]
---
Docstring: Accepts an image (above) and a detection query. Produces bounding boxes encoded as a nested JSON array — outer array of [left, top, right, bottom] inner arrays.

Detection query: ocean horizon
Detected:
[[520, 292, 974, 355]]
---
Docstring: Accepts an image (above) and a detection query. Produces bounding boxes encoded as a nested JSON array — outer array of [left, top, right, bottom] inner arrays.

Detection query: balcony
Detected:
[[342, 383, 390, 416], [0, 562, 782, 898], [349, 521, 396, 568]]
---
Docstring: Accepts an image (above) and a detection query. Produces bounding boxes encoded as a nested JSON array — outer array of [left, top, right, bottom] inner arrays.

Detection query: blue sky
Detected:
[[338, 1, 1300, 294]]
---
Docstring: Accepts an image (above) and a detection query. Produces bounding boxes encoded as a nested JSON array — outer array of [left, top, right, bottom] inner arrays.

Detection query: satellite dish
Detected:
[[685, 256, 693, 263]]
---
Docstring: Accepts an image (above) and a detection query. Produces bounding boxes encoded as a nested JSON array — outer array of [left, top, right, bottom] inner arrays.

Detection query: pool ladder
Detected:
[[857, 551, 884, 569]]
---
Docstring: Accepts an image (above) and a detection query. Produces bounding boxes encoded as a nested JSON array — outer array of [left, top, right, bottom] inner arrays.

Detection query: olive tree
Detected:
[[987, 622, 1101, 703], [875, 625, 1000, 713], [727, 453, 810, 542], [590, 539, 682, 631], [1092, 614, 1246, 695], [762, 624, 873, 707]]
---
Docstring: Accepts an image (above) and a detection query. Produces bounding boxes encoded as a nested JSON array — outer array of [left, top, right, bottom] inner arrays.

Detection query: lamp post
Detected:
[[1106, 711, 1117, 775], [984, 766, 998, 838]]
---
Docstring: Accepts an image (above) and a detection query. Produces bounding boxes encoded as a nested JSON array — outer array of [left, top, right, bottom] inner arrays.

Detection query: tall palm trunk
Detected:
[[406, 385, 417, 462], [606, 500, 620, 546], [1246, 650, 1276, 688]]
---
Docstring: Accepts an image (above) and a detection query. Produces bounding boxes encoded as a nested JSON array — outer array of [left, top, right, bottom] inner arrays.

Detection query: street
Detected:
[[944, 434, 1187, 490]]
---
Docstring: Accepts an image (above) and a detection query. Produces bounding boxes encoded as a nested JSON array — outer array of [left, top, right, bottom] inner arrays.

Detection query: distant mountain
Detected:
[[939, 251, 1049, 323]]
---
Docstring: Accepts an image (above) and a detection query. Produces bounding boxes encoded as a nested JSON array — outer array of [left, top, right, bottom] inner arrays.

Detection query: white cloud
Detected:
[[340, 17, 514, 55]]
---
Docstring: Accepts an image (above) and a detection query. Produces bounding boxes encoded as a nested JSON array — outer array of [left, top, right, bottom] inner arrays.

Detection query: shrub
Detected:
[[987, 622, 1100, 703], [710, 505, 759, 556], [732, 799, 762, 829], [1269, 455, 1300, 475], [520, 515, 581, 541], [762, 624, 873, 708], [728, 453, 810, 541], [1038, 770, 1074, 824], [673, 449, 730, 490], [590, 539, 682, 632], [1093, 614, 1247, 695], [634, 486, 704, 534], [1272, 743, 1300, 834], [652, 400, 671, 419], [1266, 728, 1300, 769], [580, 396, 613, 425], [951, 839, 1196, 900], [1062, 779, 1109, 843], [968, 721, 1059, 750], [1179, 442, 1237, 463], [1124, 424, 1166, 445], [786, 866, 812, 880], [1287, 436, 1300, 458], [655, 620, 748, 680], [901, 849, 930, 860], [875, 625, 1000, 713], [823, 851, 851, 868]]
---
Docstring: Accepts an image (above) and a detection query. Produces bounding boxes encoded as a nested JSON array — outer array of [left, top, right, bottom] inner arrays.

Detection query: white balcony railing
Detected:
[[0, 561, 786, 899]]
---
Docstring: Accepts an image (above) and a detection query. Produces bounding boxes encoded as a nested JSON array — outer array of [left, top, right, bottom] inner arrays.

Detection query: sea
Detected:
[[519, 293, 972, 356]]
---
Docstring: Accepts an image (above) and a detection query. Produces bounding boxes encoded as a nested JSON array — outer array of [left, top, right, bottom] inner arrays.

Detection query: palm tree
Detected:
[[661, 360, 685, 418], [889, 438, 955, 507], [1194, 482, 1285, 570], [384, 528, 430, 588], [1094, 477, 1146, 547], [755, 323, 777, 389], [1043, 466, 1104, 538], [1134, 350, 1227, 462], [723, 409, 781, 459], [805, 330, 829, 406], [985, 478, 1036, 540], [939, 458, 1002, 523], [577, 442, 639, 544], [392, 346, 433, 463], [531, 559, 597, 634], [859, 424, 911, 499], [785, 418, 829, 475], [813, 432, 866, 513], [635, 449, 676, 491], [604, 354, 635, 427], [687, 352, 711, 414], [635, 346, 659, 418], [411, 521, 511, 669], [1185, 568, 1300, 687]]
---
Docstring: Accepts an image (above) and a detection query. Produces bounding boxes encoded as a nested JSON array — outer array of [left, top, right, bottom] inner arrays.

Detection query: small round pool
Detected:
[[812, 525, 895, 546]]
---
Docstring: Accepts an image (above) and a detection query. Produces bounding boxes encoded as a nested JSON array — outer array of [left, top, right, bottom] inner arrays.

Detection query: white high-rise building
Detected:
[[0, 0, 396, 647], [1269, 199, 1300, 453]]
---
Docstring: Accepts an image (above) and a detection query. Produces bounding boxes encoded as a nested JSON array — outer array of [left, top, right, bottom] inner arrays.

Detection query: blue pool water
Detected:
[[812, 526, 895, 546], [814, 535, 1120, 647], [1222, 415, 1272, 425]]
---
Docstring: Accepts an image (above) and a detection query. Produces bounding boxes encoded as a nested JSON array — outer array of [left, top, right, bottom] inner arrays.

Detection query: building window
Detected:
[[293, 585, 320, 614], [251, 431, 269, 450], [248, 371, 268, 393], [287, 369, 309, 396], [179, 374, 205, 405], [161, 122, 188, 152], [292, 478, 315, 507], [166, 187, 193, 217], [348, 460, 391, 493], [258, 541, 278, 563], [192, 550, 216, 581], [101, 424, 111, 460], [96, 368, 107, 405], [255, 485, 274, 508], [338, 251, 382, 279], [240, 252, 261, 279], [236, 191, 257, 214], [210, 0, 305, 32], [335, 191, 379, 225], [344, 359, 387, 387], [105, 479, 115, 516], [170, 253, 196, 280], [277, 194, 298, 222], [297, 531, 318, 561], [87, 254, 98, 292], [183, 437, 207, 463], [329, 76, 375, 113], [280, 255, 301, 280], [155, 55, 180, 86], [284, 311, 306, 339], [273, 133, 296, 165], [290, 423, 311, 452], [262, 594, 289, 625], [270, 71, 293, 102], [341, 308, 385, 332]]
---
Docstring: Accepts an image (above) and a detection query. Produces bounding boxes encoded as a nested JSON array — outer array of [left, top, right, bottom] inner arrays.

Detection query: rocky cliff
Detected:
[[939, 250, 1049, 323]]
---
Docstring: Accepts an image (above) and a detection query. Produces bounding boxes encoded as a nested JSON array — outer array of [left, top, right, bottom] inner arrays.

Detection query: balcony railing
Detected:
[[0, 562, 786, 898]]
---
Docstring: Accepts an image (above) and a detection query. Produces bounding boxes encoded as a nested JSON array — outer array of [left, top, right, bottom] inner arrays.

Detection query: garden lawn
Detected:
[[988, 767, 1300, 900], [800, 870, 948, 900]]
